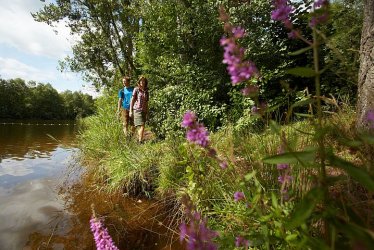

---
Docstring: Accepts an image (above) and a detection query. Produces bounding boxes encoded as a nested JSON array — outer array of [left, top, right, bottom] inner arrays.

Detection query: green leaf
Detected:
[[289, 46, 312, 56], [291, 98, 314, 108], [328, 154, 374, 191], [294, 113, 314, 118], [360, 134, 374, 145], [286, 67, 316, 77], [271, 192, 278, 208], [263, 149, 317, 164], [269, 120, 281, 134], [286, 188, 323, 230], [244, 171, 256, 181]]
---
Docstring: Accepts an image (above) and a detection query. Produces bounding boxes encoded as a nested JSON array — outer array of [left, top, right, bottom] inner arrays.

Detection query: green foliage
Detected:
[[149, 83, 227, 138]]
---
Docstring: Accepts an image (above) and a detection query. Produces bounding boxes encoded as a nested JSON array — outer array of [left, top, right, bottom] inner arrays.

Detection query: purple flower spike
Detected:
[[235, 236, 250, 248], [186, 124, 209, 148], [220, 21, 258, 86], [251, 106, 258, 115], [367, 110, 374, 128], [277, 163, 289, 170], [234, 191, 245, 202], [179, 196, 218, 250], [182, 111, 210, 148], [232, 26, 245, 39], [182, 111, 197, 128], [314, 0, 329, 8], [241, 85, 259, 96], [90, 216, 119, 250], [278, 174, 293, 184], [309, 13, 329, 27], [271, 0, 294, 26], [219, 161, 228, 169], [180, 223, 187, 242], [287, 30, 298, 39]]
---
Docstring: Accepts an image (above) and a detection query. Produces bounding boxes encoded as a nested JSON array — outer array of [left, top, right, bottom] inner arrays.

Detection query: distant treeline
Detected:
[[0, 78, 96, 120]]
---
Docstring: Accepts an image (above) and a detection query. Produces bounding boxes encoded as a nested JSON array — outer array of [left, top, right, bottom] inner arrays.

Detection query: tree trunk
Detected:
[[356, 0, 374, 130]]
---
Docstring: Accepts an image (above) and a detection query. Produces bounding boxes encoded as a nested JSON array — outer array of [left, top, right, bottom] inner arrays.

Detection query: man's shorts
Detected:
[[121, 109, 134, 126]]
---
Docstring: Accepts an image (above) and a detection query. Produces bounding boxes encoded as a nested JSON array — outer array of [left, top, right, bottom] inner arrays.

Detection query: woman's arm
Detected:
[[129, 88, 137, 117]]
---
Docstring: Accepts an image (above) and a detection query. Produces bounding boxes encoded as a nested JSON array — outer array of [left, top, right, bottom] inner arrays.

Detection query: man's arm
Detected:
[[117, 97, 122, 116]]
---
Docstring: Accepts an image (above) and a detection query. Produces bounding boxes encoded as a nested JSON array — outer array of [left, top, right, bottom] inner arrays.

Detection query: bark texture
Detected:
[[356, 0, 374, 130]]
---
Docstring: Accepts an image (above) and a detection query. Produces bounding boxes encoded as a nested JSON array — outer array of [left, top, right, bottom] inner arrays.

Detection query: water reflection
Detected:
[[0, 179, 66, 250], [0, 122, 182, 250], [25, 173, 182, 250], [0, 121, 78, 250], [0, 121, 76, 161]]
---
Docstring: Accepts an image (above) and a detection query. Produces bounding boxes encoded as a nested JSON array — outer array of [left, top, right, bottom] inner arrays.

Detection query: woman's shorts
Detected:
[[134, 111, 146, 127]]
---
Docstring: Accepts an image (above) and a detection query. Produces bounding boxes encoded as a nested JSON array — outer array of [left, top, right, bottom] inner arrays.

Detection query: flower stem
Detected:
[[313, 26, 329, 244]]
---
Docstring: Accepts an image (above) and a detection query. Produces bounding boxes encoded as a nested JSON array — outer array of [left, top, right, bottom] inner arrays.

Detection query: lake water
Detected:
[[0, 121, 78, 250], [0, 121, 181, 250]]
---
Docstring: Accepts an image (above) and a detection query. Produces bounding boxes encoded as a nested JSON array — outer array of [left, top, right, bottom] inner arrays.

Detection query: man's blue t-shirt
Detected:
[[118, 87, 134, 110]]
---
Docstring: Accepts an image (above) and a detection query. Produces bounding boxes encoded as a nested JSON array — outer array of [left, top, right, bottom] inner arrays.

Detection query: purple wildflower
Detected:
[[182, 111, 210, 148], [90, 216, 119, 250], [221, 35, 258, 85], [234, 191, 245, 202], [235, 236, 250, 248], [180, 196, 219, 250], [271, 0, 294, 28], [182, 111, 197, 128], [278, 174, 293, 184], [180, 222, 187, 242], [241, 85, 259, 96], [232, 26, 245, 39], [251, 106, 258, 115], [277, 163, 289, 170], [287, 30, 298, 39], [219, 161, 228, 169], [309, 13, 329, 27], [281, 188, 290, 201], [367, 110, 374, 128], [186, 124, 209, 148], [314, 0, 329, 8]]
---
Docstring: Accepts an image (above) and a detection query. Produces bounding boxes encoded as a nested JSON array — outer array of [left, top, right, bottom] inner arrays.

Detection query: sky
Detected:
[[0, 0, 99, 97]]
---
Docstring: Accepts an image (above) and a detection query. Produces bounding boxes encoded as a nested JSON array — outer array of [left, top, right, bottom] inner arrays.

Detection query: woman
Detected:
[[129, 76, 149, 143]]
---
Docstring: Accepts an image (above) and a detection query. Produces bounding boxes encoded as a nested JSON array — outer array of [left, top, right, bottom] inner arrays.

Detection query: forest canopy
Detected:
[[0, 78, 96, 120], [33, 0, 363, 137]]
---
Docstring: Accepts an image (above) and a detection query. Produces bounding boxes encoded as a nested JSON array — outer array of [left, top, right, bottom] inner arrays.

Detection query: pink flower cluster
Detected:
[[271, 0, 294, 29], [220, 34, 258, 85], [219, 8, 259, 87], [182, 111, 228, 169], [234, 191, 245, 202], [180, 196, 219, 250], [235, 236, 250, 249], [276, 143, 292, 200], [271, 0, 330, 39], [182, 111, 209, 148], [309, 0, 330, 28], [367, 110, 374, 128], [90, 215, 119, 250]]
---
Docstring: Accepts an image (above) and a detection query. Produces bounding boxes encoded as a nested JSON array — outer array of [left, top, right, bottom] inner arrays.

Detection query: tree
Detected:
[[356, 0, 374, 130], [33, 0, 139, 89]]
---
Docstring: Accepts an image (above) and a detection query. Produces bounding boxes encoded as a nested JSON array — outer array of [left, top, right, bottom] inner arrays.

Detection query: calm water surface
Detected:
[[0, 121, 181, 250], [0, 121, 78, 250]]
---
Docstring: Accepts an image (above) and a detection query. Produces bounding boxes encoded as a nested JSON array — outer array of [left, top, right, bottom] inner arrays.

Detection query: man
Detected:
[[117, 76, 135, 136]]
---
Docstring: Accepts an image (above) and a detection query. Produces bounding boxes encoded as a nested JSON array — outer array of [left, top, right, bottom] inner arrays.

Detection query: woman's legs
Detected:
[[138, 125, 145, 142]]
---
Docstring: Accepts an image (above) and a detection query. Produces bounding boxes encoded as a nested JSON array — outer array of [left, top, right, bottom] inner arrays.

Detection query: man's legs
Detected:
[[121, 109, 129, 136]]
